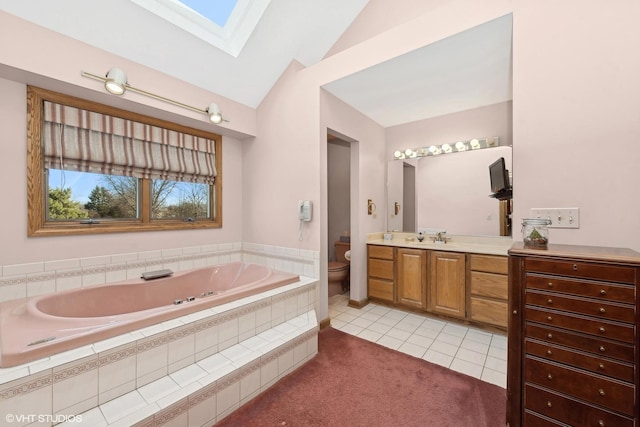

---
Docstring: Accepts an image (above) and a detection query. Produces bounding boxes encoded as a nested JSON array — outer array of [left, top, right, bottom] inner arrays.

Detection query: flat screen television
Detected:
[[489, 157, 509, 194]]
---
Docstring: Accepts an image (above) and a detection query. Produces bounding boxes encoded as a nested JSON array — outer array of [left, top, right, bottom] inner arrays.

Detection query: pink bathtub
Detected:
[[0, 262, 299, 368]]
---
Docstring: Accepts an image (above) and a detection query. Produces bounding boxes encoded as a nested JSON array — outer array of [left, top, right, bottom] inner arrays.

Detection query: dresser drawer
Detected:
[[526, 323, 635, 363], [525, 383, 634, 427], [526, 290, 635, 323], [470, 271, 508, 299], [526, 338, 635, 382], [526, 274, 635, 304], [470, 297, 508, 328], [525, 258, 637, 284], [368, 245, 394, 260], [469, 254, 507, 274], [368, 258, 394, 280], [525, 306, 635, 343], [368, 278, 394, 301], [525, 356, 636, 416]]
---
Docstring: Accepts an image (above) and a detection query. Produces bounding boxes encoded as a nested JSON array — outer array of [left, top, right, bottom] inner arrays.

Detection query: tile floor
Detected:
[[329, 293, 507, 388]]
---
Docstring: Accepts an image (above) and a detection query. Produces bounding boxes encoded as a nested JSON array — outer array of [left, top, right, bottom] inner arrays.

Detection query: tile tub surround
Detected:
[[0, 242, 320, 304], [0, 278, 318, 427]]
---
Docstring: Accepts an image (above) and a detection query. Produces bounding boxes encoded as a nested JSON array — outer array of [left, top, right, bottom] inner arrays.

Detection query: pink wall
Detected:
[[0, 12, 250, 266], [512, 0, 640, 249]]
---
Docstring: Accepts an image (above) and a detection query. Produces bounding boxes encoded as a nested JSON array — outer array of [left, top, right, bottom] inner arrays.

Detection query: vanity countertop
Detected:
[[367, 232, 513, 256]]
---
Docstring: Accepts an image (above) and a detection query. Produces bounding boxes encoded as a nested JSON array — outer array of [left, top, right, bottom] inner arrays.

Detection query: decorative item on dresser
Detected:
[[507, 242, 640, 427]]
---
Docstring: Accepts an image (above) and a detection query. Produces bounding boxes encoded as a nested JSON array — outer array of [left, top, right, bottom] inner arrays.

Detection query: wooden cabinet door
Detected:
[[428, 251, 466, 318], [397, 248, 426, 309]]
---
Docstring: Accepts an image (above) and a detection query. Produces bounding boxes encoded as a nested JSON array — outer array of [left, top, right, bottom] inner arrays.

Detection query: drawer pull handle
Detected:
[[573, 264, 578, 270], [598, 388, 605, 396], [546, 401, 552, 408], [547, 333, 553, 339], [599, 363, 605, 370], [599, 345, 606, 352], [547, 349, 553, 356], [599, 327, 606, 333], [547, 282, 553, 288], [598, 421, 605, 427], [600, 289, 606, 296], [513, 310, 518, 315], [547, 299, 553, 304], [599, 307, 606, 313], [547, 316, 553, 321], [547, 374, 553, 380]]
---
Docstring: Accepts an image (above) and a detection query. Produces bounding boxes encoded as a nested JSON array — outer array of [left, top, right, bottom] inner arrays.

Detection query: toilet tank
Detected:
[[335, 241, 351, 263]]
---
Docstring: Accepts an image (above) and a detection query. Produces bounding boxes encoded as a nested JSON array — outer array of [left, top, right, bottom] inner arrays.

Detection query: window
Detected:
[[27, 86, 222, 236]]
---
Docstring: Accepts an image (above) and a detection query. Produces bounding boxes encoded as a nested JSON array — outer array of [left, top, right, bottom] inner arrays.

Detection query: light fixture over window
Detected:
[[81, 68, 229, 124], [104, 67, 127, 95], [207, 103, 223, 124]]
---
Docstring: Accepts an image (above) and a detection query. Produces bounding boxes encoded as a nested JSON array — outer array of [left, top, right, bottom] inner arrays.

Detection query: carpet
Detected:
[[215, 327, 506, 426]]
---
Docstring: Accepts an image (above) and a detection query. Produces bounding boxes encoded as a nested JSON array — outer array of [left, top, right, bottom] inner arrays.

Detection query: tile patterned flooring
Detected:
[[329, 294, 507, 388]]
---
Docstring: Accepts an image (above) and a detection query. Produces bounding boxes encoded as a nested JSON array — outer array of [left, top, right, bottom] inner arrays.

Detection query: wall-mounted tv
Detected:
[[489, 157, 510, 194]]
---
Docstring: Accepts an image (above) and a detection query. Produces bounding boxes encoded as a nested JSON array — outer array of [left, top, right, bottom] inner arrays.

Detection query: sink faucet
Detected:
[[431, 231, 448, 243]]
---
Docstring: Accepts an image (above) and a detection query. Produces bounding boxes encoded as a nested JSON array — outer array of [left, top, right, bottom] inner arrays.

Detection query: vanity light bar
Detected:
[[393, 137, 500, 160]]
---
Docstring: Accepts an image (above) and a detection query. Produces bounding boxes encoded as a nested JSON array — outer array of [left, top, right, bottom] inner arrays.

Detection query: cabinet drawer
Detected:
[[368, 245, 394, 260], [525, 258, 637, 284], [470, 271, 508, 299], [525, 356, 635, 415], [525, 306, 635, 343], [525, 383, 634, 427], [368, 258, 394, 280], [526, 274, 635, 304], [523, 411, 568, 426], [526, 323, 635, 363], [470, 297, 508, 328], [525, 338, 635, 382], [469, 254, 508, 274], [368, 278, 394, 301], [526, 290, 635, 323]]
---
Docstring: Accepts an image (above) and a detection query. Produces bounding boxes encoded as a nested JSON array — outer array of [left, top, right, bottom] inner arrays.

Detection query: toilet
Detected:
[[328, 241, 350, 297]]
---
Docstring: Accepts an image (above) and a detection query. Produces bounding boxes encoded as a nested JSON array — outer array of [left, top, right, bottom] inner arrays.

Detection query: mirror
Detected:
[[388, 146, 512, 236], [324, 14, 513, 236]]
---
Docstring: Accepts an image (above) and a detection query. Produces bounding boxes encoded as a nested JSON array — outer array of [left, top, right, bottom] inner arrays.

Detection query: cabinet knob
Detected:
[[547, 373, 553, 380], [599, 345, 606, 352], [599, 307, 606, 314], [599, 363, 605, 370], [547, 282, 553, 288], [546, 316, 553, 322], [547, 349, 553, 356], [598, 388, 606, 396], [599, 289, 607, 296], [573, 264, 578, 270], [546, 401, 552, 408], [547, 333, 553, 339], [512, 310, 518, 315], [598, 421, 605, 427], [599, 327, 606, 333], [547, 299, 553, 304]]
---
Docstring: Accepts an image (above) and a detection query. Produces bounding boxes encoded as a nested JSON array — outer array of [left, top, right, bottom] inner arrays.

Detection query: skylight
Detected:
[[178, 0, 237, 27], [132, 0, 270, 57]]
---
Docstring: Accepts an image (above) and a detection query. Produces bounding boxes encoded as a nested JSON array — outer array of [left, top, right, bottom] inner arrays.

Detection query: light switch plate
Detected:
[[530, 208, 580, 228]]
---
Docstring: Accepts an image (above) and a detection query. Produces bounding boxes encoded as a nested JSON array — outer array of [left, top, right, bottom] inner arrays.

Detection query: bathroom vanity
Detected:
[[366, 233, 512, 329]]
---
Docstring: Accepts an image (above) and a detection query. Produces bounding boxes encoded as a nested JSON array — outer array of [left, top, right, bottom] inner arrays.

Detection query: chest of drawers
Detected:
[[507, 243, 640, 427]]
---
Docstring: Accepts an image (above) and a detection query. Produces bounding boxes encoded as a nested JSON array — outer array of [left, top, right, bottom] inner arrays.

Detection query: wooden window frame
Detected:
[[27, 86, 222, 237]]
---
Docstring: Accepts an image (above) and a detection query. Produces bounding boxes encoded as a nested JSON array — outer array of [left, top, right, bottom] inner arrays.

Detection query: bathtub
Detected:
[[0, 262, 299, 368]]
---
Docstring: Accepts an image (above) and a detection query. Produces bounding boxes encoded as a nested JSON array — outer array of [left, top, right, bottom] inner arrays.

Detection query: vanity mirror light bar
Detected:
[[393, 136, 500, 160]]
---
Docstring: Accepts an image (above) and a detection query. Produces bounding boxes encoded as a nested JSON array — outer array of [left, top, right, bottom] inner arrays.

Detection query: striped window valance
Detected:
[[42, 101, 217, 184]]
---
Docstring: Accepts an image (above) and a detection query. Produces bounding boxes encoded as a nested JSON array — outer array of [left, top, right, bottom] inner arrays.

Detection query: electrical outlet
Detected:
[[530, 208, 580, 228]]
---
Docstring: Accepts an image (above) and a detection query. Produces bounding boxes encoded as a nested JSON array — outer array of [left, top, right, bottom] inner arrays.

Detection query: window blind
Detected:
[[42, 101, 217, 184]]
